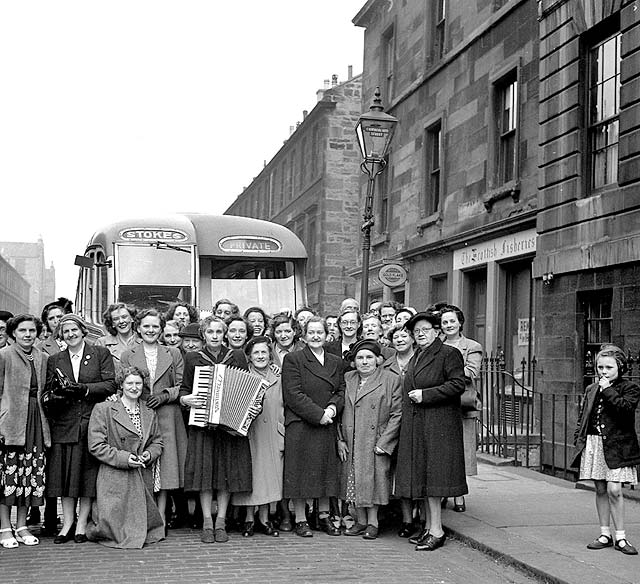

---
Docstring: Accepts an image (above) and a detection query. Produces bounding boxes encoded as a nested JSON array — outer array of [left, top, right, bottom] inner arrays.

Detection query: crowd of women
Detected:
[[1, 295, 637, 555]]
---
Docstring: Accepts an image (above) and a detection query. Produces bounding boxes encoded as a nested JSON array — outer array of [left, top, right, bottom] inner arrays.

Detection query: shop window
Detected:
[[424, 121, 442, 216], [587, 31, 620, 190], [430, 273, 448, 304]]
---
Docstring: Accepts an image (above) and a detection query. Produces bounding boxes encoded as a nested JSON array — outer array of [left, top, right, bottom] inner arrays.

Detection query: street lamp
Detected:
[[354, 87, 398, 310]]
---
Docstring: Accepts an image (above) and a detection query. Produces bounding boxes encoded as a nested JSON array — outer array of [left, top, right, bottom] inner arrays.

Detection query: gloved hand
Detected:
[[65, 382, 88, 397], [146, 391, 171, 409]]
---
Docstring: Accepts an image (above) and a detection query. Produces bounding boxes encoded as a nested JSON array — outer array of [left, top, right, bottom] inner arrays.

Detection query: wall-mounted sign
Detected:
[[119, 228, 189, 242], [453, 228, 537, 270], [219, 236, 282, 254], [378, 263, 407, 287]]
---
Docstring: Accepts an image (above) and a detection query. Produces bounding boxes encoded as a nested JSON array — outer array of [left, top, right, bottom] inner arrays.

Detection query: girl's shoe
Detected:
[[453, 497, 466, 512], [0, 527, 19, 549], [615, 539, 638, 555], [587, 535, 613, 549], [15, 527, 39, 546]]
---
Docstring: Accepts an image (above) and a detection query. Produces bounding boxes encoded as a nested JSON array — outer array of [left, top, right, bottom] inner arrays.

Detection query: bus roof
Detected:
[[84, 213, 307, 259]]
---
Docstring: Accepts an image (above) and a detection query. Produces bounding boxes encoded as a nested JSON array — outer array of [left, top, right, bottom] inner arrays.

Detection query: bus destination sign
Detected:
[[119, 228, 189, 242], [219, 236, 282, 254]]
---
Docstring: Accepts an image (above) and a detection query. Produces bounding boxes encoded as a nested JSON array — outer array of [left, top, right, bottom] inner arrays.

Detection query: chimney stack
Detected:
[[331, 74, 338, 86], [348, 65, 353, 80], [303, 109, 308, 119]]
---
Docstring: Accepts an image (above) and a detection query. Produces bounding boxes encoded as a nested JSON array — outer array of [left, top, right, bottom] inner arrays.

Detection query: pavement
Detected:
[[443, 455, 640, 584]]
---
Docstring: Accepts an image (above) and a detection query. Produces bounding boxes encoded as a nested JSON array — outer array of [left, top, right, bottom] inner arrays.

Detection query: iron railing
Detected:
[[477, 350, 640, 481]]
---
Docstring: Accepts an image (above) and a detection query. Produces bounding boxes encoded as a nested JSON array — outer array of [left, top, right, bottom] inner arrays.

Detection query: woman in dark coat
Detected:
[[179, 316, 251, 544], [572, 345, 640, 555], [395, 311, 466, 551], [44, 314, 116, 544], [87, 366, 164, 548], [282, 316, 345, 538]]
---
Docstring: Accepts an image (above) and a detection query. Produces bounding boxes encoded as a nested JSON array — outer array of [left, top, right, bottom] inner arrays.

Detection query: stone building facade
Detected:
[[353, 0, 540, 369], [0, 252, 30, 315], [535, 0, 640, 390], [224, 73, 363, 315], [0, 239, 55, 315]]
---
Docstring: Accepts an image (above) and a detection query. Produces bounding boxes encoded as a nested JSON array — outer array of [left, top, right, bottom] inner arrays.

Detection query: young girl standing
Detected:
[[573, 345, 640, 555]]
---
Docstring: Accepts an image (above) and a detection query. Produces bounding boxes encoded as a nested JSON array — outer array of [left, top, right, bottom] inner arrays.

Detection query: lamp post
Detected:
[[354, 87, 398, 311]]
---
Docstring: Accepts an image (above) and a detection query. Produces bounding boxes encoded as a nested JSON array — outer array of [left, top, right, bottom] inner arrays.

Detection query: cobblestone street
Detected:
[[2, 528, 538, 584]]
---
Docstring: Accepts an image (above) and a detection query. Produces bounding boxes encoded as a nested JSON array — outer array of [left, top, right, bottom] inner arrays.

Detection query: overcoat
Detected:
[[95, 334, 139, 369], [233, 363, 285, 506], [444, 334, 483, 476], [571, 378, 640, 469], [394, 338, 468, 498], [45, 343, 117, 444], [44, 343, 116, 497], [339, 367, 402, 507], [121, 343, 186, 490], [0, 344, 51, 447], [282, 346, 345, 498], [87, 399, 164, 548]]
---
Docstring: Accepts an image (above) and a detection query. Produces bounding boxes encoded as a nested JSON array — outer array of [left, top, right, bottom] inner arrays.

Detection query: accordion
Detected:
[[188, 364, 268, 437]]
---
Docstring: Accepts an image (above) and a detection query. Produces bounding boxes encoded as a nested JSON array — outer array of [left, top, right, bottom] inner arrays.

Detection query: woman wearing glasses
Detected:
[[394, 311, 466, 551]]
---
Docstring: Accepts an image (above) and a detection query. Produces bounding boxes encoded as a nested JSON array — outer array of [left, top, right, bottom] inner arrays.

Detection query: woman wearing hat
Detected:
[[37, 298, 73, 357], [44, 314, 117, 543], [395, 311, 466, 551], [337, 339, 402, 540], [233, 336, 284, 537]]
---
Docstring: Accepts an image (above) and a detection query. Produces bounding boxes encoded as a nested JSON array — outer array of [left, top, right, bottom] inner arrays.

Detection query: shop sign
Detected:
[[218, 236, 282, 253], [119, 228, 189, 242], [378, 264, 407, 287], [518, 318, 535, 346], [453, 228, 537, 270]]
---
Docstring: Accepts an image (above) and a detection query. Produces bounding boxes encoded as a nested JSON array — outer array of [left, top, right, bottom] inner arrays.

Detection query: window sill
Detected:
[[371, 232, 389, 248], [416, 212, 442, 236], [483, 181, 520, 212]]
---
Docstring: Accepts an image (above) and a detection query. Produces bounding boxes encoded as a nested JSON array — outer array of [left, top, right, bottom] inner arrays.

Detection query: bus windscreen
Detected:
[[210, 259, 296, 314]]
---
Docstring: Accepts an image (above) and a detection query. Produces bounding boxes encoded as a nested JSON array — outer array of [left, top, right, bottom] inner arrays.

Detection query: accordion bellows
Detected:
[[188, 364, 267, 437]]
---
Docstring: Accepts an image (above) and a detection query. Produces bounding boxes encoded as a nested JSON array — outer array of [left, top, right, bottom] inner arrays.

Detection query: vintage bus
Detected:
[[74, 213, 308, 327]]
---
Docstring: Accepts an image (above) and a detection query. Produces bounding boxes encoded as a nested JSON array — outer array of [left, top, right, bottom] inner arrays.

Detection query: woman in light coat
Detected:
[[233, 336, 284, 537], [338, 340, 402, 540], [120, 308, 186, 526], [0, 315, 50, 548], [87, 366, 164, 548], [440, 305, 483, 512]]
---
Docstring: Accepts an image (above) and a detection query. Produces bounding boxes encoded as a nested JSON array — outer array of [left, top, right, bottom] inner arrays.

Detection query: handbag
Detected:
[[460, 378, 481, 412]]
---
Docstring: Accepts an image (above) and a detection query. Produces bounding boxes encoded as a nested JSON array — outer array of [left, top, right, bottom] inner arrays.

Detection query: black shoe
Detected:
[[398, 523, 414, 538], [54, 524, 76, 545], [344, 523, 367, 536], [74, 533, 88, 544], [257, 521, 279, 537], [362, 524, 379, 540], [453, 497, 466, 512], [279, 517, 293, 532], [615, 539, 638, 555], [26, 507, 41, 526], [415, 532, 446, 551], [409, 527, 430, 545], [40, 523, 59, 537], [587, 535, 613, 550], [295, 521, 313, 537], [319, 516, 341, 536], [242, 522, 254, 537]]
